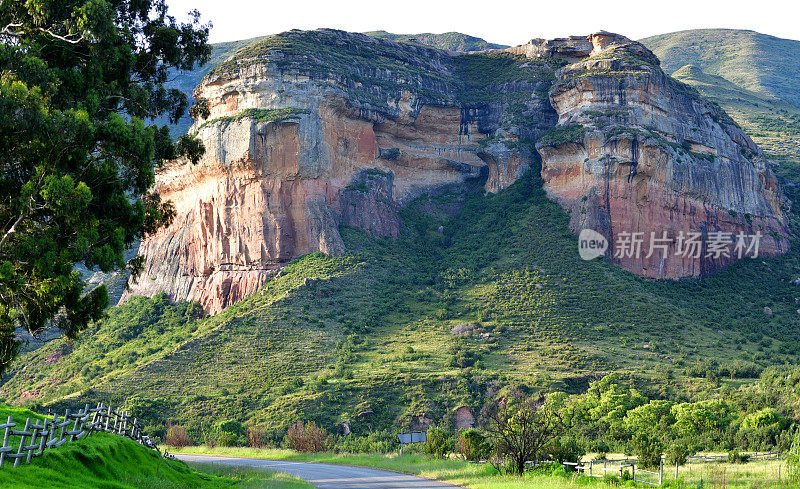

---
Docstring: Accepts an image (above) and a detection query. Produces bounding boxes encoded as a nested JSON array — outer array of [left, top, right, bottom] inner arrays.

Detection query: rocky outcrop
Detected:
[[124, 29, 791, 313], [124, 29, 555, 313], [536, 32, 790, 277]]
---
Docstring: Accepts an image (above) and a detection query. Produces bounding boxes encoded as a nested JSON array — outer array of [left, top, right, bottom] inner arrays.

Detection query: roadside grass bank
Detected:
[[0, 401, 311, 489], [168, 446, 793, 488]]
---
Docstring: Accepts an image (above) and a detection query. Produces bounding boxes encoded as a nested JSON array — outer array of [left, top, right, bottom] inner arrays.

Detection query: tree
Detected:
[[0, 0, 210, 374], [486, 396, 564, 475]]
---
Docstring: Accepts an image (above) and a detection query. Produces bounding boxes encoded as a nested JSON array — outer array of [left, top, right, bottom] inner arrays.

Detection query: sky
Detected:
[[164, 0, 800, 45]]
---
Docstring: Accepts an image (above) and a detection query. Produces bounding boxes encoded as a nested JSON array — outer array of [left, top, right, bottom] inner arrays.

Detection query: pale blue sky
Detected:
[[165, 0, 799, 45]]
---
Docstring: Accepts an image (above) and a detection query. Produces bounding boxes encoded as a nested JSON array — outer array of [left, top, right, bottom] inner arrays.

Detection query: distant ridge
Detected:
[[364, 30, 508, 52], [642, 28, 800, 109]]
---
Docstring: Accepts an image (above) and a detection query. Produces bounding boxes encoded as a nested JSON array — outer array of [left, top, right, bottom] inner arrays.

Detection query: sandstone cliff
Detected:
[[535, 32, 790, 277], [124, 29, 791, 313], [124, 29, 556, 313]]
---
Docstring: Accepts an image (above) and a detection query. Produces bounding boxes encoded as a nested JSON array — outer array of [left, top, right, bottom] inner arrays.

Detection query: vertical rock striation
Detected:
[[536, 32, 790, 278], [124, 29, 791, 313], [124, 29, 556, 313]]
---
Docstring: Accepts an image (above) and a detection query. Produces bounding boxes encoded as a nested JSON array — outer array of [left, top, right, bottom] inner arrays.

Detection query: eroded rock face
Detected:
[[536, 33, 790, 278], [125, 29, 791, 313], [123, 30, 554, 313]]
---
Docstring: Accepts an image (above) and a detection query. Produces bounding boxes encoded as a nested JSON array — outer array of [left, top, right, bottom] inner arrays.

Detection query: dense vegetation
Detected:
[[0, 0, 211, 375]]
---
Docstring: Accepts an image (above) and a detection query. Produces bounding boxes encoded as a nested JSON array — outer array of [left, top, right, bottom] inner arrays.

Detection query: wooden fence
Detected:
[[0, 403, 160, 468]]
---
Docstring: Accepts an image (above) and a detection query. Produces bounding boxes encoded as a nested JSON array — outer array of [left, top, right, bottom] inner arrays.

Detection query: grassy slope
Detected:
[[0, 403, 311, 489], [5, 161, 800, 433], [642, 28, 800, 108]]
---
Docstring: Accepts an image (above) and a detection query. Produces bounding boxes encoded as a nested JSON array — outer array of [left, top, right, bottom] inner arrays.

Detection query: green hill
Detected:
[[641, 29, 800, 201], [642, 29, 800, 109], [364, 31, 507, 52], [5, 160, 800, 438]]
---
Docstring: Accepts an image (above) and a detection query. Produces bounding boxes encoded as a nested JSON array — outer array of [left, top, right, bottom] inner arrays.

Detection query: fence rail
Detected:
[[0, 403, 160, 468]]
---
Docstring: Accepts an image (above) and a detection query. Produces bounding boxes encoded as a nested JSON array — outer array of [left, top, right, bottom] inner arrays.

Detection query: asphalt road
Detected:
[[176, 454, 462, 489]]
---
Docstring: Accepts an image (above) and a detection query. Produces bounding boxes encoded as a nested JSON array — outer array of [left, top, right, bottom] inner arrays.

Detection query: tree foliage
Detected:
[[0, 0, 210, 373], [486, 395, 564, 474]]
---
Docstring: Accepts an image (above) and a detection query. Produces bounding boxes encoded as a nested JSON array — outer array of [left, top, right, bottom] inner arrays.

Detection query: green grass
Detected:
[[0, 401, 312, 488], [168, 447, 793, 489], [0, 432, 236, 488], [167, 448, 626, 489]]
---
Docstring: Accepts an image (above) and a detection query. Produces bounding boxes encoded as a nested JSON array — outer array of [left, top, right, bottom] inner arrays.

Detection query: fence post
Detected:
[[0, 416, 13, 468], [13, 418, 30, 468], [659, 459, 663, 485], [105, 406, 112, 432], [37, 418, 47, 456], [26, 421, 39, 464], [589, 459, 593, 477], [632, 463, 635, 482]]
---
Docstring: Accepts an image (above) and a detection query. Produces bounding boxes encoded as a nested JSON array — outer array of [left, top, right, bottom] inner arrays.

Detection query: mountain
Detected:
[[123, 29, 787, 315], [642, 29, 800, 109], [364, 30, 508, 52], [4, 30, 800, 436]]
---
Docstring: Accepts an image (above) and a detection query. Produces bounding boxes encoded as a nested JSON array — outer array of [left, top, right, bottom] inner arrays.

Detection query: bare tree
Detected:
[[485, 395, 564, 474]]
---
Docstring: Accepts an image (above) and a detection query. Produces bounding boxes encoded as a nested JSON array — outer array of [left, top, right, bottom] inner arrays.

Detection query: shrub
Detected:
[[248, 426, 269, 448], [727, 449, 750, 464], [456, 428, 491, 461], [218, 432, 239, 447], [547, 435, 585, 463], [665, 441, 693, 466], [632, 432, 663, 469], [285, 421, 330, 452], [422, 426, 450, 458], [164, 424, 192, 447]]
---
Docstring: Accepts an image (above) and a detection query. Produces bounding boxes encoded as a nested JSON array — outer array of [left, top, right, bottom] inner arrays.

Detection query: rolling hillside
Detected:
[[642, 29, 800, 109], [641, 30, 800, 202]]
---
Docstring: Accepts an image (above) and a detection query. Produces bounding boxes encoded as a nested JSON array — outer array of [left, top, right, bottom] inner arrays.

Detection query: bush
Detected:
[[456, 429, 491, 461], [164, 424, 191, 447], [285, 421, 330, 452], [333, 431, 396, 454], [247, 426, 269, 448], [727, 449, 750, 464], [547, 435, 585, 463], [632, 432, 663, 469], [665, 441, 693, 466], [218, 432, 239, 447], [422, 426, 450, 458]]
